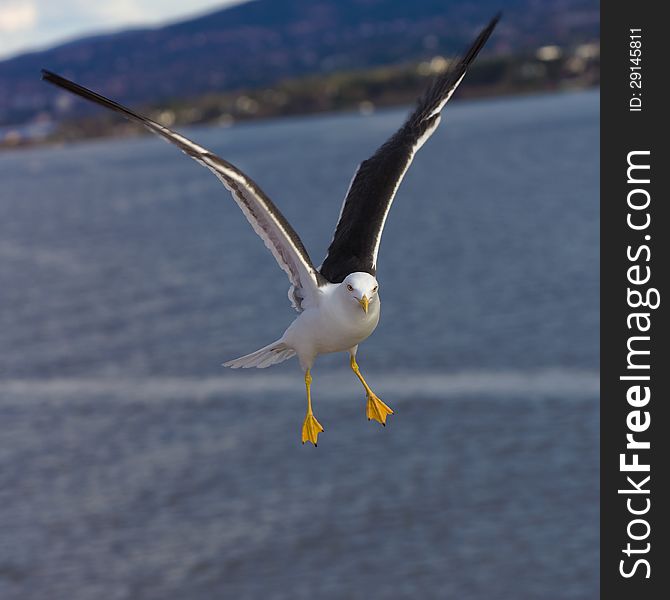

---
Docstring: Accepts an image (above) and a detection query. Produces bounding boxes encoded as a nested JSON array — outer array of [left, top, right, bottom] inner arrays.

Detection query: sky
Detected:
[[0, 0, 248, 60]]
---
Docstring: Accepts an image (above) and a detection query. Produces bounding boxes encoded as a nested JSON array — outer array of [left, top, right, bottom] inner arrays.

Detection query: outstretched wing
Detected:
[[41, 70, 325, 311], [319, 15, 500, 283]]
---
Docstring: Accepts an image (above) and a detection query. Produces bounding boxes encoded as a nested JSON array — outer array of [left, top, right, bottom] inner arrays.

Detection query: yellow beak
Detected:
[[358, 295, 369, 314]]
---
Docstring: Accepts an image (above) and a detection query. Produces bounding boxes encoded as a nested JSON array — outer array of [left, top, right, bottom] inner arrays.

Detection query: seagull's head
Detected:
[[341, 272, 379, 314]]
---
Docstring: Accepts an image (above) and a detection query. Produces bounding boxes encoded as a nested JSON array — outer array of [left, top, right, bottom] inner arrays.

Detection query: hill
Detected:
[[0, 0, 598, 126]]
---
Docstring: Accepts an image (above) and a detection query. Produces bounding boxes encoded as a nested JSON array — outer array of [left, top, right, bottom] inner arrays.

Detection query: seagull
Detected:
[[42, 15, 499, 446]]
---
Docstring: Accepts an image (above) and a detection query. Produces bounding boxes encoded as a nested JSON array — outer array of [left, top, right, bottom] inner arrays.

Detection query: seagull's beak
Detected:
[[358, 295, 369, 314]]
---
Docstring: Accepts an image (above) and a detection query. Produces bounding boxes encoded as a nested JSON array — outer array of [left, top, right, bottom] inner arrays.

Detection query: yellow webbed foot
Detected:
[[301, 413, 324, 446], [366, 392, 394, 426]]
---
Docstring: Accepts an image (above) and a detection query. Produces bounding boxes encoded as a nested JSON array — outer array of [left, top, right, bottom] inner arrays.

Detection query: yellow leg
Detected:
[[301, 369, 324, 446], [350, 356, 394, 426]]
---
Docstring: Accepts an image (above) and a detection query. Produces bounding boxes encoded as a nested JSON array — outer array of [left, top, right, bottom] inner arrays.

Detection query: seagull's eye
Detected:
[[372, 286, 378, 293], [347, 284, 354, 292]]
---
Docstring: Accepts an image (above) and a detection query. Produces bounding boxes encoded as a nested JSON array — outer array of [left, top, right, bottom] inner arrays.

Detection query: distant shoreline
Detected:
[[1, 46, 599, 151]]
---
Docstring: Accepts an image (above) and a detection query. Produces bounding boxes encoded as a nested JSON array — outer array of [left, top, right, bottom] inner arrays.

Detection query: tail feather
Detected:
[[223, 341, 296, 369]]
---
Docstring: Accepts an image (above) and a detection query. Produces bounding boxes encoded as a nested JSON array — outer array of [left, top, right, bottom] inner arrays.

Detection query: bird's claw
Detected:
[[301, 413, 324, 446], [366, 392, 394, 426]]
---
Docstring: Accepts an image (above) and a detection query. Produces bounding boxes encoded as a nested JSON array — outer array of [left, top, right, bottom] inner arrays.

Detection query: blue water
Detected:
[[0, 90, 599, 599]]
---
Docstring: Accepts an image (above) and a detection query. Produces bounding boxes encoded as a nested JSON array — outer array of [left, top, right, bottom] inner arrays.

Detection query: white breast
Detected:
[[282, 284, 380, 360]]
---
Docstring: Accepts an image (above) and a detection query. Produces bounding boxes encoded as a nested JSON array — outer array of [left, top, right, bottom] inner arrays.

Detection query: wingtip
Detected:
[[41, 69, 63, 86], [488, 12, 502, 32], [459, 11, 501, 67], [482, 12, 502, 38]]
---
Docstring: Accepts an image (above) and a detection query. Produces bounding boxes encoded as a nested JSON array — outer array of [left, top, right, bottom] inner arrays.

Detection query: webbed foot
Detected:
[[366, 392, 394, 426], [301, 413, 324, 446]]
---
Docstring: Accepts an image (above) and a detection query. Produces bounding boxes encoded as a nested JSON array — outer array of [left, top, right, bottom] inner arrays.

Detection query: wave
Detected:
[[0, 368, 599, 404]]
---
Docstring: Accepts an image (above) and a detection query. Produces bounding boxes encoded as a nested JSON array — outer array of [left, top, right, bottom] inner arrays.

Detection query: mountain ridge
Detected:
[[0, 0, 599, 125]]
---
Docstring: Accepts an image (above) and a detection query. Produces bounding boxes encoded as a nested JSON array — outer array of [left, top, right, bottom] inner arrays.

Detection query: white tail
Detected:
[[223, 340, 296, 369]]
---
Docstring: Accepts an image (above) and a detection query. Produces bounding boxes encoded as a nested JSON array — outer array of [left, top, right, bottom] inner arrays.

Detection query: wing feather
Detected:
[[319, 14, 500, 283], [41, 70, 324, 310]]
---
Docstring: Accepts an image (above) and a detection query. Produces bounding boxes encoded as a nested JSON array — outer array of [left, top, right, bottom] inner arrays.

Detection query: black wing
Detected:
[[319, 14, 500, 283], [41, 70, 326, 311]]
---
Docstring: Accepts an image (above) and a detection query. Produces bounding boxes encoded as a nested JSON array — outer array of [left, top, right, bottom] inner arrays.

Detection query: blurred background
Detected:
[[1, 1, 598, 599]]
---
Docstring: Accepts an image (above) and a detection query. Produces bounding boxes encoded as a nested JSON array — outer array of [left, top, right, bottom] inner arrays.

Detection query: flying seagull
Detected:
[[42, 15, 499, 446]]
